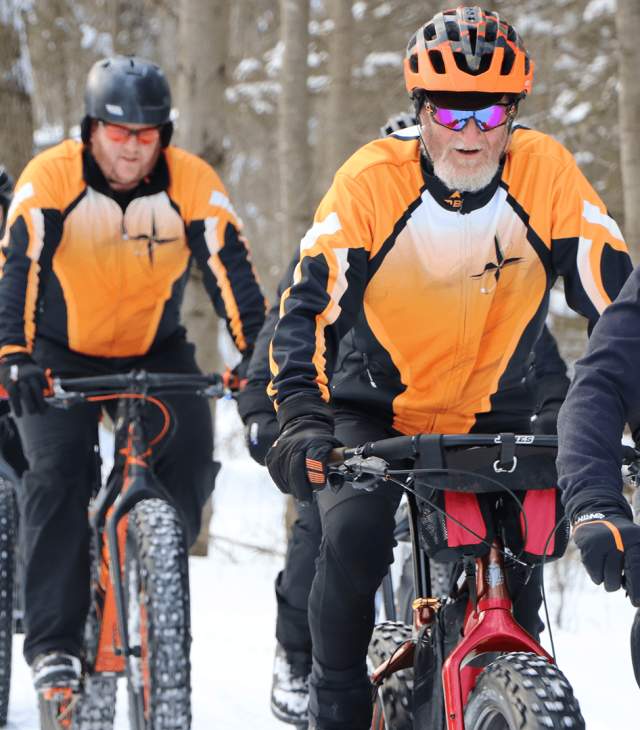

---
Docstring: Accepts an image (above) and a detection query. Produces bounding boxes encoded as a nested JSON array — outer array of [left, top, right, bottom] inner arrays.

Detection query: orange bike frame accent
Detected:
[[93, 425, 150, 674]]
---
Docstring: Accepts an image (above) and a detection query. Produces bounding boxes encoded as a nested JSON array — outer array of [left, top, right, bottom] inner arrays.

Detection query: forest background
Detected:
[[1, 0, 640, 547]]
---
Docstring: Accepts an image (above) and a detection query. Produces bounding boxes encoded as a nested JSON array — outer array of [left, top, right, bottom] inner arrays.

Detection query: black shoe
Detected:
[[270, 642, 311, 726]]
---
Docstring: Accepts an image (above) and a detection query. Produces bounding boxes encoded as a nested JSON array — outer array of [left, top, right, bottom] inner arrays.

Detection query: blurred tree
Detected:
[[176, 0, 230, 556], [615, 0, 640, 259], [0, 0, 34, 178], [324, 0, 354, 185], [278, 0, 311, 267]]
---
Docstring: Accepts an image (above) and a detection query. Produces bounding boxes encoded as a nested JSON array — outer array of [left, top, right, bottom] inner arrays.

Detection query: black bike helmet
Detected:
[[0, 167, 14, 238], [81, 56, 173, 147]]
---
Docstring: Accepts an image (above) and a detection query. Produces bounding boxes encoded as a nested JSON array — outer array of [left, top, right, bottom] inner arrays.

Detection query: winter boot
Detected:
[[270, 641, 311, 727]]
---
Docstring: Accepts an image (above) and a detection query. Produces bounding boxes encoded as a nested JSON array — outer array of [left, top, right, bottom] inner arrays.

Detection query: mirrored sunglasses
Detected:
[[426, 102, 515, 132], [100, 121, 161, 145]]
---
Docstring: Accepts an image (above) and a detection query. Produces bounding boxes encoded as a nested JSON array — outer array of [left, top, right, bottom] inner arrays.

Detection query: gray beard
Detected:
[[433, 157, 500, 193]]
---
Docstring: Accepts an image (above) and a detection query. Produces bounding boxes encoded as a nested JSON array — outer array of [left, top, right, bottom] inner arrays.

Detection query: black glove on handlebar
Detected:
[[266, 396, 341, 504], [0, 353, 49, 418], [572, 507, 640, 606]]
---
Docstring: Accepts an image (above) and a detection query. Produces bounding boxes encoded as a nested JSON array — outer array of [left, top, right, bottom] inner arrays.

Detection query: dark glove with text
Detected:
[[266, 405, 341, 504], [572, 507, 640, 606], [245, 411, 279, 466], [0, 353, 49, 417], [236, 382, 278, 466]]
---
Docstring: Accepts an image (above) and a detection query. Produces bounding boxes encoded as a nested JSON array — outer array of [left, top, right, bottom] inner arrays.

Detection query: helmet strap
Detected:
[[160, 122, 173, 148]]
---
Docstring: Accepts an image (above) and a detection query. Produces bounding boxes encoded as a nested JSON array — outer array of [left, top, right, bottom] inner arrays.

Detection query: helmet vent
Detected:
[[428, 50, 446, 74], [500, 47, 516, 76], [445, 22, 460, 42], [423, 23, 437, 42], [409, 53, 419, 73]]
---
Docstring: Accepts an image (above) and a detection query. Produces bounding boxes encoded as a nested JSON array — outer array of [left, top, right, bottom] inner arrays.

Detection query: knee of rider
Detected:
[[323, 500, 395, 595]]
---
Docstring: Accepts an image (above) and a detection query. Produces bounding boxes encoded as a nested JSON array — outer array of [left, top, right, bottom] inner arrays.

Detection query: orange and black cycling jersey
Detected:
[[0, 140, 266, 359], [269, 125, 632, 435]]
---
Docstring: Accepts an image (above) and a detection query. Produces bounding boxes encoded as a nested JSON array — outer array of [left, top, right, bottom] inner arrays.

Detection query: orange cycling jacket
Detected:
[[0, 140, 266, 360], [269, 126, 632, 435]]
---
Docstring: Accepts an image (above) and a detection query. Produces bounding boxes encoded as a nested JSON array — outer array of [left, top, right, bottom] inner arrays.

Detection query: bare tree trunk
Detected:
[[278, 0, 310, 266], [325, 0, 353, 183], [0, 2, 33, 178], [176, 0, 230, 556], [615, 0, 640, 259]]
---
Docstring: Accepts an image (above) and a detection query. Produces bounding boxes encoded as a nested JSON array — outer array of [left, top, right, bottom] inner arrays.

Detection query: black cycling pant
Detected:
[[307, 408, 544, 730], [275, 499, 322, 660], [16, 337, 216, 665]]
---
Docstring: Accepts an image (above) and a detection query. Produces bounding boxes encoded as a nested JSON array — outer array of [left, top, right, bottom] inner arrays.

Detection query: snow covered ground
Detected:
[[5, 400, 640, 727]]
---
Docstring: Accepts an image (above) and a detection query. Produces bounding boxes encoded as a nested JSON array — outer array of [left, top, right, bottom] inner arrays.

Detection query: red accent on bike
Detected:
[[444, 492, 486, 546], [442, 542, 553, 730], [519, 488, 556, 555]]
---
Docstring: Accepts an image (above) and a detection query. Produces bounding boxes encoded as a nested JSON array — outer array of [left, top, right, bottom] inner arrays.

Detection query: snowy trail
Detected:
[[5, 402, 640, 727]]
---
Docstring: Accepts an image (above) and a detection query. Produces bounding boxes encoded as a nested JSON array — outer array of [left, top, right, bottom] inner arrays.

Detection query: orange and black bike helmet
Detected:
[[404, 6, 534, 97]]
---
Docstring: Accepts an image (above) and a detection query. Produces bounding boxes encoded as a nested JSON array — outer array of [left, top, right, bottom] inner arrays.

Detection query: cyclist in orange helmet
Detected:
[[265, 7, 632, 728]]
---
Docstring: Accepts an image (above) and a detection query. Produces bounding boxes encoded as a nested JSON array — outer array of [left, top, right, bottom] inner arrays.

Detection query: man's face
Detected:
[[90, 121, 161, 192], [418, 101, 512, 193]]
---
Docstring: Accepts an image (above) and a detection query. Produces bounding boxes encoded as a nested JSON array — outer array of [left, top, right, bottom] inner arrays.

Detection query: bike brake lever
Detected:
[[327, 456, 389, 493]]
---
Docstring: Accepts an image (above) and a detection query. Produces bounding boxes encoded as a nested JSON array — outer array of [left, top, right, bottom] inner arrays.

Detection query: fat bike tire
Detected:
[[464, 652, 585, 730], [124, 498, 191, 730], [367, 621, 413, 730]]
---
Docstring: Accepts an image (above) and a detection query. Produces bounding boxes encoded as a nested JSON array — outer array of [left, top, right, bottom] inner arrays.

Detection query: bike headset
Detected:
[[80, 55, 174, 148], [0, 167, 13, 239], [403, 6, 534, 170]]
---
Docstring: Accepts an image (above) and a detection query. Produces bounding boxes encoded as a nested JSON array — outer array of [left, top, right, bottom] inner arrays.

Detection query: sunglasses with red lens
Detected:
[[100, 121, 161, 145], [425, 102, 516, 132]]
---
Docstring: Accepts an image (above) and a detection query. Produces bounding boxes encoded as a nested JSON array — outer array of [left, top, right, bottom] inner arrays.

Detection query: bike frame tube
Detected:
[[441, 542, 553, 730]]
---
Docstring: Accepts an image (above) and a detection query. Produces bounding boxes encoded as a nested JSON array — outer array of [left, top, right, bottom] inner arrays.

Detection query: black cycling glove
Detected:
[[236, 382, 278, 466], [0, 353, 49, 418], [572, 507, 640, 606], [245, 411, 279, 466], [266, 396, 341, 504]]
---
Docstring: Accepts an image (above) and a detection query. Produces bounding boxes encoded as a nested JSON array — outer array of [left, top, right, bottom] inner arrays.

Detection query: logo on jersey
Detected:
[[471, 236, 523, 293], [445, 190, 463, 208], [122, 213, 179, 264]]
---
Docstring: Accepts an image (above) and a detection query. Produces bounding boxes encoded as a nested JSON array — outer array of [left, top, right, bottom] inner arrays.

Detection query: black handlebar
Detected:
[[47, 370, 226, 405]]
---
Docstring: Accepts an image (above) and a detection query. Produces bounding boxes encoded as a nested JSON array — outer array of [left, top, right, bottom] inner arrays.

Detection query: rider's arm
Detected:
[[550, 157, 632, 328], [557, 265, 640, 519], [0, 156, 63, 358], [238, 254, 298, 421], [268, 170, 372, 423], [184, 160, 267, 359]]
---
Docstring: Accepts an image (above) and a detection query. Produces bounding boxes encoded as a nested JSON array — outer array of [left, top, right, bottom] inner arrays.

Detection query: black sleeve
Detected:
[[237, 255, 298, 421], [557, 265, 640, 520]]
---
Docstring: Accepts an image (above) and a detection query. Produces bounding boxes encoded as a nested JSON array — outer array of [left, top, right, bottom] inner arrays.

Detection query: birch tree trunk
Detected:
[[176, 0, 230, 555], [325, 0, 353, 183], [278, 0, 310, 266], [279, 0, 311, 532], [615, 0, 640, 259], [0, 2, 33, 178]]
